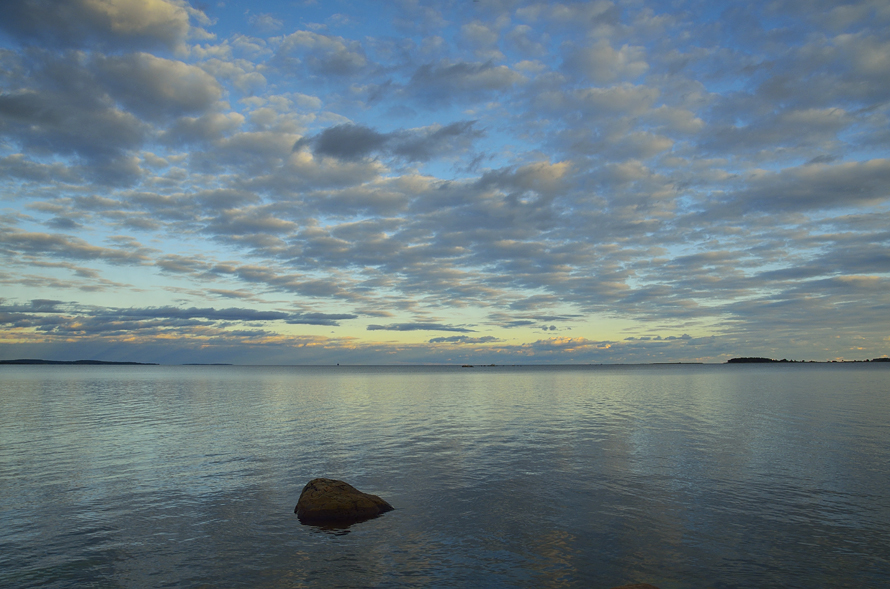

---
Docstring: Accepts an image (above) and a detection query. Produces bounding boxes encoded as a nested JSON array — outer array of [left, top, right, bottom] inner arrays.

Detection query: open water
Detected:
[[1, 363, 888, 588]]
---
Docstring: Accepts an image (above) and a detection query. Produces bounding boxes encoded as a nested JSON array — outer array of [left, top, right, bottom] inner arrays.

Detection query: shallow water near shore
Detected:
[[1, 363, 889, 588]]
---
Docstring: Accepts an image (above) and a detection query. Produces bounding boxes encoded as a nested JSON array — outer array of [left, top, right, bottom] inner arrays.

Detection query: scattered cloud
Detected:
[[429, 335, 502, 344], [0, 0, 198, 51], [368, 323, 476, 333], [299, 121, 483, 162], [2, 0, 889, 363]]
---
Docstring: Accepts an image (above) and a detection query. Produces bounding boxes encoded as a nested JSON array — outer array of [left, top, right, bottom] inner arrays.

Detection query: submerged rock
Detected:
[[295, 478, 393, 524]]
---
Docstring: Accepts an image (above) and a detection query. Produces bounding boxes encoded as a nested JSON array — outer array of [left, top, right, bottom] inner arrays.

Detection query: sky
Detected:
[[0, 0, 888, 365]]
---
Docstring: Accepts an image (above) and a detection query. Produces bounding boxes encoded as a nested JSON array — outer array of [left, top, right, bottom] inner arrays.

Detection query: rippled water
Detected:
[[1, 364, 889, 588]]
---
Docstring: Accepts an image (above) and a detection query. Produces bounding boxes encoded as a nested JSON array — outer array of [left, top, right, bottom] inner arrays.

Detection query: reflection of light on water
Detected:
[[527, 528, 579, 588], [308, 524, 352, 536], [1, 364, 888, 588]]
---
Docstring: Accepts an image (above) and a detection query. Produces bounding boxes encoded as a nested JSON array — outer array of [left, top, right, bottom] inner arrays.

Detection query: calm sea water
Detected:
[[1, 364, 888, 588]]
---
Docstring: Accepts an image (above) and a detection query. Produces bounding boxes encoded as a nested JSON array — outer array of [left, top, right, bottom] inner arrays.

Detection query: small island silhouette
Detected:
[[727, 357, 889, 364]]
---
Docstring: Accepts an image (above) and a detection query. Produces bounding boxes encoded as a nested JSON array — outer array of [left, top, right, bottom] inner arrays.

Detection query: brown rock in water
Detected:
[[295, 478, 393, 524], [610, 584, 661, 589]]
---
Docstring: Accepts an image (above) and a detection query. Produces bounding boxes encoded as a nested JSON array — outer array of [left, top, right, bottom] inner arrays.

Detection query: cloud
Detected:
[[276, 31, 370, 76], [30, 298, 65, 312], [300, 121, 483, 162], [390, 121, 484, 161], [703, 107, 849, 156], [249, 13, 283, 32], [562, 40, 649, 83], [0, 0, 197, 51], [0, 51, 174, 184], [207, 289, 258, 300], [286, 313, 358, 326], [428, 335, 501, 344], [0, 227, 152, 264], [94, 53, 223, 120], [517, 1, 619, 26], [2, 0, 889, 364], [499, 320, 537, 328], [488, 310, 584, 329], [0, 303, 359, 334], [0, 299, 67, 314], [306, 124, 388, 160], [407, 60, 526, 105], [115, 306, 290, 321], [529, 336, 613, 353], [0, 154, 82, 183], [368, 323, 475, 332], [506, 25, 547, 57], [508, 295, 561, 311], [729, 158, 890, 213], [161, 112, 246, 144], [0, 84, 146, 161], [571, 84, 661, 117]]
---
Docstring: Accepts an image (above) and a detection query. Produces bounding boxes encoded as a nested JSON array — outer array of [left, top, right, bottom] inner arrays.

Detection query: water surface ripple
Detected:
[[1, 364, 888, 588]]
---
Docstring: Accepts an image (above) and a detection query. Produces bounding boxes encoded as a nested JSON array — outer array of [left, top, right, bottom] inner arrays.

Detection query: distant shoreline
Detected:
[[1, 358, 887, 366], [726, 357, 890, 364], [0, 359, 159, 366]]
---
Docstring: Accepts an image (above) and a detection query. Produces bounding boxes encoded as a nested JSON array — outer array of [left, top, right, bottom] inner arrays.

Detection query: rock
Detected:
[[295, 478, 393, 524], [609, 584, 661, 589]]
